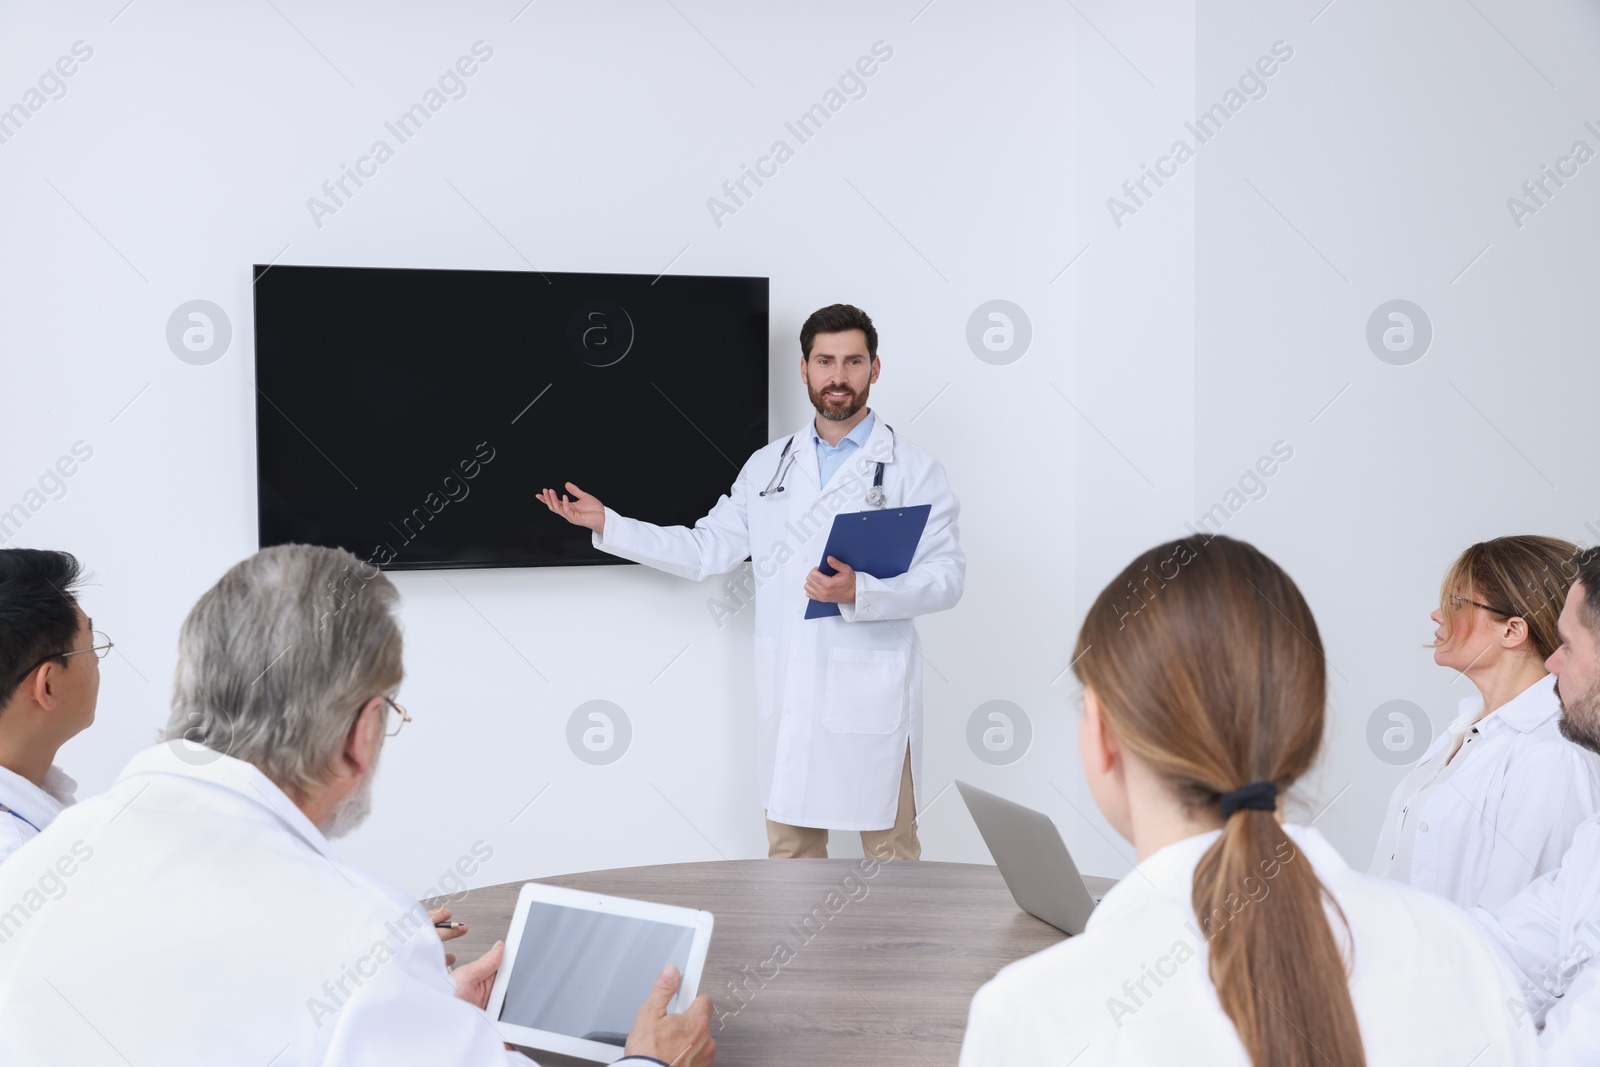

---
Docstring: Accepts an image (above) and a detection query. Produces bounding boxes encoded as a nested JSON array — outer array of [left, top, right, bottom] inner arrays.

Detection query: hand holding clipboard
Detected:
[[804, 505, 932, 619]]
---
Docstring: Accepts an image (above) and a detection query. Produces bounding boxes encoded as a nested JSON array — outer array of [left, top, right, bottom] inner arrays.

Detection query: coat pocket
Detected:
[[822, 647, 907, 734]]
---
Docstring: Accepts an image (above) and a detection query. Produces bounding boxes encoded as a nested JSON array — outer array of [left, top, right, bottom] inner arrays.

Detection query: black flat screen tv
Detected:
[[252, 264, 768, 569]]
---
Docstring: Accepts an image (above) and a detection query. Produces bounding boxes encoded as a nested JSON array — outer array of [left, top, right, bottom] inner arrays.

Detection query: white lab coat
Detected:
[[1369, 674, 1600, 911], [594, 412, 964, 829], [0, 745, 648, 1066], [960, 825, 1539, 1066], [0, 763, 75, 864], [1477, 812, 1600, 1065]]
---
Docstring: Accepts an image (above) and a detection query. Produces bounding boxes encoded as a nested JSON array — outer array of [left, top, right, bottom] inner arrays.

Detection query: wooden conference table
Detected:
[[426, 859, 1118, 1066]]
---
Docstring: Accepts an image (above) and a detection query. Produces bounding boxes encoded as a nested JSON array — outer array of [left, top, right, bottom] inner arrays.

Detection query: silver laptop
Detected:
[[956, 780, 1101, 935]]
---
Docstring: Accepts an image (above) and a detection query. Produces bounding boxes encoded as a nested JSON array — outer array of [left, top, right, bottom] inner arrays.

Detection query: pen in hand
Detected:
[[429, 906, 468, 958]]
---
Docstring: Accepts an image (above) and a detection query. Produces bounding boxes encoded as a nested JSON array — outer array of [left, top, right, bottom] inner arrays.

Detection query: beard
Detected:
[[808, 378, 869, 422], [319, 772, 374, 840], [1557, 675, 1600, 756], [319, 744, 381, 840]]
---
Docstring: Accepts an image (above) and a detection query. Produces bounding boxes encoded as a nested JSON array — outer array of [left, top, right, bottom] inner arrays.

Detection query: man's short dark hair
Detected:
[[1574, 545, 1600, 635], [800, 304, 878, 361], [0, 549, 84, 709]]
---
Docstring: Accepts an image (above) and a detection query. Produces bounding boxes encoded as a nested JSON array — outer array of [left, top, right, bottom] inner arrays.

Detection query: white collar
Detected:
[[790, 411, 896, 491], [1447, 672, 1560, 738], [1088, 823, 1346, 930], [793, 410, 895, 455], [114, 744, 335, 860], [0, 763, 75, 827]]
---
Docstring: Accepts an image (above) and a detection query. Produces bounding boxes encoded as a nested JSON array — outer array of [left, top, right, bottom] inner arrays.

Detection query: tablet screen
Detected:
[[498, 902, 698, 1046]]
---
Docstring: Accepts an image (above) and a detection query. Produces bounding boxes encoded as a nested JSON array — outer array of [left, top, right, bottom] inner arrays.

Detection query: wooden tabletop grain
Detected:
[[425, 859, 1118, 1067]]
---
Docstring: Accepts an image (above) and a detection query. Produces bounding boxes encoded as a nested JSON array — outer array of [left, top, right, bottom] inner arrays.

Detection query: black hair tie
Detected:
[[1219, 780, 1278, 819]]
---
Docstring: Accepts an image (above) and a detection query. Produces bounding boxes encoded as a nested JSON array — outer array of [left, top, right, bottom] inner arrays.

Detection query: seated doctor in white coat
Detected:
[[960, 535, 1537, 1067], [0, 548, 104, 863], [1476, 547, 1600, 1065], [538, 303, 964, 860], [0, 544, 714, 1067], [1370, 536, 1600, 911]]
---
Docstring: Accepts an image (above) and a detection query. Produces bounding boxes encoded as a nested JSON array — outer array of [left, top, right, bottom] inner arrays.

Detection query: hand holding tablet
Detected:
[[624, 963, 716, 1066], [485, 883, 716, 1064], [451, 940, 505, 1011]]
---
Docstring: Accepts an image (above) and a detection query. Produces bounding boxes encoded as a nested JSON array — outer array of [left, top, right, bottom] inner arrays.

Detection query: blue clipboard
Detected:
[[805, 504, 932, 619]]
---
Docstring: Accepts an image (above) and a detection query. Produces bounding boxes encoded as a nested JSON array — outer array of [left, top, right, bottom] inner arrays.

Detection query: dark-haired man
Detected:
[[0, 548, 101, 863], [540, 304, 964, 859], [1476, 545, 1600, 1062]]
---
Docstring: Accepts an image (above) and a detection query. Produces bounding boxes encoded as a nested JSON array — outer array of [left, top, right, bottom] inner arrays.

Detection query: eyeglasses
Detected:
[[12, 631, 114, 686], [378, 694, 412, 737], [1445, 594, 1521, 619]]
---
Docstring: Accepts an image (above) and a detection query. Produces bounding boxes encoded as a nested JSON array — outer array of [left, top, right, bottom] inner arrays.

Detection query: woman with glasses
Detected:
[[1368, 535, 1600, 910]]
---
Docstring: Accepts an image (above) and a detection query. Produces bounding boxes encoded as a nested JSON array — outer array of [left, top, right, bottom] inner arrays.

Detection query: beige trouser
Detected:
[[765, 744, 921, 860]]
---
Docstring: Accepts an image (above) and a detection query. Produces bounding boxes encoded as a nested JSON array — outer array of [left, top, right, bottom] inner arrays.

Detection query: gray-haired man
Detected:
[[0, 544, 714, 1066]]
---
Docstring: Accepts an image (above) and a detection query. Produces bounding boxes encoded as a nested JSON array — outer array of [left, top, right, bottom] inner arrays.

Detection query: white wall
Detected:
[[1191, 0, 1600, 864], [4, 0, 1595, 899], [0, 0, 1074, 897], [1058, 2, 1198, 881]]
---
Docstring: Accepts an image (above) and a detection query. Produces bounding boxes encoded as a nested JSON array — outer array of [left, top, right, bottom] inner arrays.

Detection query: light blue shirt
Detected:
[[812, 410, 875, 488]]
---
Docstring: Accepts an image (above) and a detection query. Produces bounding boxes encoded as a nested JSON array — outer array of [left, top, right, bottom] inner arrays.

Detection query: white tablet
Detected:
[[485, 882, 715, 1063]]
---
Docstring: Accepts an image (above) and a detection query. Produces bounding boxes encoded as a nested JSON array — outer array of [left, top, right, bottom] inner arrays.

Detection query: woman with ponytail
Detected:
[[959, 536, 1536, 1066]]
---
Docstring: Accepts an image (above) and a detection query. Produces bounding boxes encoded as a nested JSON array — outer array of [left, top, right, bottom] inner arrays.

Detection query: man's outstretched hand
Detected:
[[537, 482, 606, 534], [625, 963, 716, 1067]]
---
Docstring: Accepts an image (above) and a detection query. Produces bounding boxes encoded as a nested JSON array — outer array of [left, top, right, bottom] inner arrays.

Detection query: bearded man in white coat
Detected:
[[0, 544, 714, 1066], [540, 304, 965, 860], [1476, 545, 1600, 1064]]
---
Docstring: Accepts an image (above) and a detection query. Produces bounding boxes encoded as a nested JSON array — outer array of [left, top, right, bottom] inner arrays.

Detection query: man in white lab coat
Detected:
[[540, 304, 964, 859], [0, 544, 714, 1067], [0, 548, 102, 863], [1476, 546, 1600, 1063]]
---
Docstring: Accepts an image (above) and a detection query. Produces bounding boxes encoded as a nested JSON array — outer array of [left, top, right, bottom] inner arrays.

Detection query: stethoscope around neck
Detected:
[[760, 425, 891, 507]]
